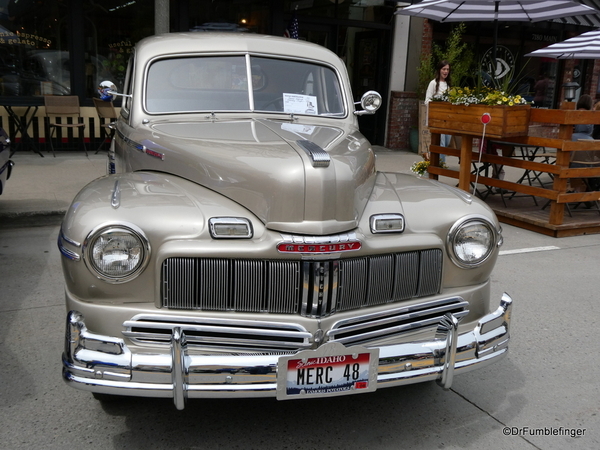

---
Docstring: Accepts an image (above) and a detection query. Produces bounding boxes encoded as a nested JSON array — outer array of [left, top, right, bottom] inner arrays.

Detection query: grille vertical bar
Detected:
[[162, 249, 443, 317], [337, 258, 368, 311], [233, 259, 263, 312], [267, 261, 300, 314], [393, 251, 420, 301], [200, 259, 230, 310], [417, 249, 443, 296], [367, 254, 395, 306]]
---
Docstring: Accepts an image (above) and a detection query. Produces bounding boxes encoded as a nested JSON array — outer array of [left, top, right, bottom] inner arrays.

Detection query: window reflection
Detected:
[[0, 0, 153, 98]]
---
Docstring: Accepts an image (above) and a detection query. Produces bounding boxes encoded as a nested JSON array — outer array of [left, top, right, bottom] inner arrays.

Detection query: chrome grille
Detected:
[[162, 249, 443, 318], [327, 297, 469, 347]]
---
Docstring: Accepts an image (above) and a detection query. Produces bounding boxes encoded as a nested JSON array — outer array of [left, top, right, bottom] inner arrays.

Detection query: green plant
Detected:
[[417, 22, 475, 98]]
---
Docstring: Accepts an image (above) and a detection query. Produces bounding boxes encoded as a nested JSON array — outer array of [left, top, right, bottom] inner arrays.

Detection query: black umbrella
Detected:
[[397, 1, 600, 81]]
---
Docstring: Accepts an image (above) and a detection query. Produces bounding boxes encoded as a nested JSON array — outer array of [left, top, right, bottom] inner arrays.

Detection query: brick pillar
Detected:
[[386, 91, 419, 150], [385, 20, 432, 151]]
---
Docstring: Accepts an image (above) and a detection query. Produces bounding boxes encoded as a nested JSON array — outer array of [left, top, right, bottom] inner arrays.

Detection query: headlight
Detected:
[[447, 216, 497, 268], [83, 224, 150, 283]]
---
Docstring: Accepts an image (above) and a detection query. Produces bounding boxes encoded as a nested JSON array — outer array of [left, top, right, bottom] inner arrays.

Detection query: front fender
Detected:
[[59, 171, 266, 305]]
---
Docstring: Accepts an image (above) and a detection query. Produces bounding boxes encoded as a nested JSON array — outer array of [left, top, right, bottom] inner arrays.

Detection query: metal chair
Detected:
[[43, 95, 87, 156], [93, 98, 117, 153]]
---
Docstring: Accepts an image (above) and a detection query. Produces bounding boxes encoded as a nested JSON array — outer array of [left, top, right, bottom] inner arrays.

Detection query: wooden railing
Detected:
[[426, 104, 600, 226]]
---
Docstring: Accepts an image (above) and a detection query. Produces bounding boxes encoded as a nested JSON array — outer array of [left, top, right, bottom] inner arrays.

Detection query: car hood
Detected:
[[120, 118, 376, 235]]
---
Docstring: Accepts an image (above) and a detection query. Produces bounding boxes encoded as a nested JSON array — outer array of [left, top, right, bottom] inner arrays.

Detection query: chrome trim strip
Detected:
[[245, 53, 254, 111], [116, 129, 164, 160], [297, 139, 331, 167], [123, 314, 313, 350], [327, 297, 469, 345], [57, 234, 81, 261], [60, 228, 81, 247]]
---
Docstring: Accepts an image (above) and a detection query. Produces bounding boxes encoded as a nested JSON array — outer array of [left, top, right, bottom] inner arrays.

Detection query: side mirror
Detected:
[[354, 90, 382, 116], [98, 80, 132, 100], [98, 80, 117, 101]]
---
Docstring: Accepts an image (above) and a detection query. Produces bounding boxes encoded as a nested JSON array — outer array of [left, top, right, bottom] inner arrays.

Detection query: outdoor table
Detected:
[[487, 139, 545, 187], [1, 97, 44, 157]]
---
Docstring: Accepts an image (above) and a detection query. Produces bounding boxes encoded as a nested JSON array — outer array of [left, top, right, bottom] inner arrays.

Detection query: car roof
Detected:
[[135, 32, 342, 66]]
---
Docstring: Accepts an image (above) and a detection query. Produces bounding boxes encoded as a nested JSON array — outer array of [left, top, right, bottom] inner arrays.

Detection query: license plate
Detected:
[[276, 342, 379, 400]]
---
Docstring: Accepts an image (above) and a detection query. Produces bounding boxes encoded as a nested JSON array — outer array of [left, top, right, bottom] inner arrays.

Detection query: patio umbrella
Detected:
[[396, 1, 600, 79], [525, 28, 600, 59]]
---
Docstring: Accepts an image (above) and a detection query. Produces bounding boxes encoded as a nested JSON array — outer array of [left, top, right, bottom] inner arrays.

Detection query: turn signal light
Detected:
[[209, 217, 253, 239], [370, 214, 405, 234]]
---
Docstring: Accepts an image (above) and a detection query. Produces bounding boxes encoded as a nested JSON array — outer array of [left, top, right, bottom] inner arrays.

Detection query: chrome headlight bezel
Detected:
[[82, 223, 151, 283], [447, 215, 498, 269]]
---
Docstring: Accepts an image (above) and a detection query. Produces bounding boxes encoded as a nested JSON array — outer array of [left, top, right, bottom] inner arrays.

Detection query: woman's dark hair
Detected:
[[576, 94, 593, 111], [435, 60, 452, 95]]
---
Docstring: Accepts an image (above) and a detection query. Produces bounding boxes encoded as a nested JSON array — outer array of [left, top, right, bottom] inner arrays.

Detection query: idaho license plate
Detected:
[[276, 342, 379, 400]]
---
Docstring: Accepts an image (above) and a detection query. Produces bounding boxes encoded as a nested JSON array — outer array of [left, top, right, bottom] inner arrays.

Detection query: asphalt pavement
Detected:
[[0, 146, 424, 227]]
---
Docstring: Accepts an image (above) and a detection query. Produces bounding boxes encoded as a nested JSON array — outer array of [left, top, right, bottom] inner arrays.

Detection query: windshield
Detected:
[[145, 55, 345, 117]]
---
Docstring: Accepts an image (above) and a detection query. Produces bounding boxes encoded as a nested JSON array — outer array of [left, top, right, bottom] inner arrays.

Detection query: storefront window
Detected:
[[0, 0, 153, 98], [285, 0, 392, 23], [188, 0, 271, 34]]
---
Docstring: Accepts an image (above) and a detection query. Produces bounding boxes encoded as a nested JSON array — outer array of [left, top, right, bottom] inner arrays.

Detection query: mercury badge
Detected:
[[277, 233, 362, 254]]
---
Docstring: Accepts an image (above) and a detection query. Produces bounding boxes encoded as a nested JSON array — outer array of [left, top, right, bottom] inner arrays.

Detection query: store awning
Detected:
[[553, 1, 600, 27]]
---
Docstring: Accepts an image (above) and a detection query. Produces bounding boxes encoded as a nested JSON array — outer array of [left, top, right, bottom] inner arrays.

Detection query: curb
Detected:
[[0, 210, 66, 229]]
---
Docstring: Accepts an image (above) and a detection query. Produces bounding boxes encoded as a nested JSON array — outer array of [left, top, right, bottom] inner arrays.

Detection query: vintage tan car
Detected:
[[59, 33, 512, 409]]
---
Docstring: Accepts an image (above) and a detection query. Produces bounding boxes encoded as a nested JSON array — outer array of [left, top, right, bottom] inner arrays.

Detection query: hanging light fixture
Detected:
[[562, 81, 579, 102]]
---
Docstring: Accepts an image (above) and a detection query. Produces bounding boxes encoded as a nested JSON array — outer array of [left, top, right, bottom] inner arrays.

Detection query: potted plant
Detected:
[[428, 85, 531, 139]]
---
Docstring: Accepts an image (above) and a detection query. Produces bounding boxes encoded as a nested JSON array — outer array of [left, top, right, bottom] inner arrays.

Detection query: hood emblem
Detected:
[[297, 139, 330, 168], [277, 232, 361, 254]]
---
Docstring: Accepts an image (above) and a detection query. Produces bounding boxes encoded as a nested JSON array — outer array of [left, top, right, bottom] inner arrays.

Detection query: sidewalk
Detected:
[[0, 147, 422, 227], [0, 151, 107, 227]]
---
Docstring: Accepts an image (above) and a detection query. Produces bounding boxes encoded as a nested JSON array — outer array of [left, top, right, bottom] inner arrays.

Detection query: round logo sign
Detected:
[[481, 45, 515, 86]]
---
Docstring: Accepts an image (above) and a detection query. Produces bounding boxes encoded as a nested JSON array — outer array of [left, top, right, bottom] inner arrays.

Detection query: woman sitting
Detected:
[[570, 94, 600, 192]]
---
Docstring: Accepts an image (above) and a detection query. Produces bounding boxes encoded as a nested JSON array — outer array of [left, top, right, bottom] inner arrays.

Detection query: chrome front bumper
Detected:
[[63, 293, 512, 410]]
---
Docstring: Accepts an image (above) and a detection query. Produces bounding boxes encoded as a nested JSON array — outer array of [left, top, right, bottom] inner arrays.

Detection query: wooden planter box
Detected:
[[428, 102, 531, 139]]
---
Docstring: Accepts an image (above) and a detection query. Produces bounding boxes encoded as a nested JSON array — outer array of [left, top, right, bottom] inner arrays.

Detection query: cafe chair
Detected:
[[43, 95, 87, 156], [93, 98, 118, 153]]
